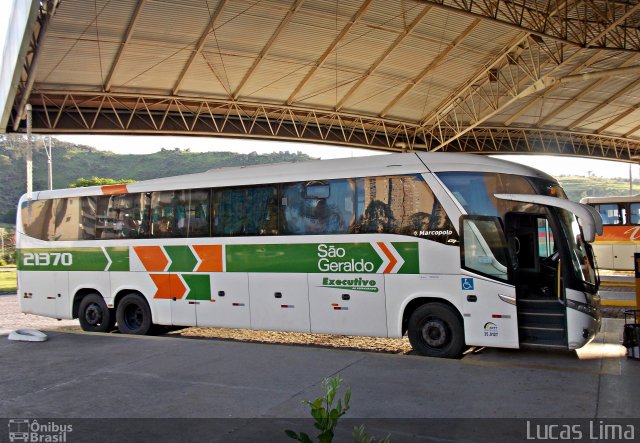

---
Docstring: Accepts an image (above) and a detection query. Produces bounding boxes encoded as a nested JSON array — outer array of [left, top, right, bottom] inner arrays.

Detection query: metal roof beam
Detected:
[[172, 0, 228, 96], [104, 0, 147, 93], [232, 0, 305, 100], [12, 0, 59, 131], [419, 0, 640, 52], [286, 0, 373, 106], [336, 5, 432, 111], [502, 49, 600, 127], [567, 76, 640, 130], [536, 53, 640, 127]]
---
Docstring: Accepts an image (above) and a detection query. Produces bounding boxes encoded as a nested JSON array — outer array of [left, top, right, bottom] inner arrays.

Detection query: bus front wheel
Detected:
[[408, 303, 465, 358], [78, 293, 115, 333], [116, 293, 153, 335]]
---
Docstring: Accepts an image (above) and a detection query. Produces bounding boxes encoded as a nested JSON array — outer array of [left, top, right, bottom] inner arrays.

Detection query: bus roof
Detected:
[[28, 152, 557, 200], [580, 194, 640, 204]]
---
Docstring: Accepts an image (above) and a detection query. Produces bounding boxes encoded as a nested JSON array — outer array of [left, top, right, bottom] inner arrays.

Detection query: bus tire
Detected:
[[78, 293, 115, 333], [116, 293, 153, 335], [408, 303, 465, 358]]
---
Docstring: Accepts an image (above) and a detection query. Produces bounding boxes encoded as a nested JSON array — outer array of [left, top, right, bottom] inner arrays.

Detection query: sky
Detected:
[[1, 1, 638, 180]]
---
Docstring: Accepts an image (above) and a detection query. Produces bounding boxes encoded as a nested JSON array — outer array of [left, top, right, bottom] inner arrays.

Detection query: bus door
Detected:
[[504, 213, 568, 348], [460, 216, 519, 348]]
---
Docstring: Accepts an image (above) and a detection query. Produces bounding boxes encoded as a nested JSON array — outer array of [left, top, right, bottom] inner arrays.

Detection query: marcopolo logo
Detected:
[[8, 419, 72, 442], [320, 276, 379, 293]]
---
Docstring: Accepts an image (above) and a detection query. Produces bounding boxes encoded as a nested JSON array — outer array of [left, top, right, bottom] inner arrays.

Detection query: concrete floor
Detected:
[[1, 316, 638, 442]]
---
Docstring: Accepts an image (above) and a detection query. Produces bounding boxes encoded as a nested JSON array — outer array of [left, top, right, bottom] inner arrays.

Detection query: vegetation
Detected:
[[0, 269, 16, 293], [0, 135, 314, 224], [286, 376, 390, 443], [0, 227, 15, 265], [557, 175, 640, 202], [69, 177, 137, 188]]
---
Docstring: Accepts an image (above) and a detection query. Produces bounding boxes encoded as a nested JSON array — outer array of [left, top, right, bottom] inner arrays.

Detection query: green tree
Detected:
[[69, 177, 136, 188]]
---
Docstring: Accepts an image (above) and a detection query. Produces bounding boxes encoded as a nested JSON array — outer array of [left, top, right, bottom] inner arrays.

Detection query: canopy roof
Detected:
[[3, 0, 640, 160]]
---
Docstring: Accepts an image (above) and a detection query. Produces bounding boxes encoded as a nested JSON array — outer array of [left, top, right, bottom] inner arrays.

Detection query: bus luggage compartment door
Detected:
[[196, 273, 250, 328], [308, 273, 387, 337], [19, 271, 70, 319], [249, 273, 310, 332]]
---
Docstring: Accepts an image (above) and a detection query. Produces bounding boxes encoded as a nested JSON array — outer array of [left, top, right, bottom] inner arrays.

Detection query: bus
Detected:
[[16, 153, 602, 358], [580, 195, 640, 271]]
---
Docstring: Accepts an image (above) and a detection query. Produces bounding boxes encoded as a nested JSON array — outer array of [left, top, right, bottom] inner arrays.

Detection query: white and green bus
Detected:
[[16, 153, 602, 358]]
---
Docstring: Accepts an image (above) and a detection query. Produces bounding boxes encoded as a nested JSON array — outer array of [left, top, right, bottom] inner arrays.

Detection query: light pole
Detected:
[[0, 228, 5, 262], [43, 136, 53, 190]]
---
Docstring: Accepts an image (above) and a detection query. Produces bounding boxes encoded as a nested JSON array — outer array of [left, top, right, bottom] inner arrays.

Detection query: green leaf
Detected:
[[312, 398, 324, 409], [284, 430, 299, 440]]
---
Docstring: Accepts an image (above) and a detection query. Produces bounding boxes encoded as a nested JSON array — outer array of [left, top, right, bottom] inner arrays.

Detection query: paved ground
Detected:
[[1, 293, 639, 442]]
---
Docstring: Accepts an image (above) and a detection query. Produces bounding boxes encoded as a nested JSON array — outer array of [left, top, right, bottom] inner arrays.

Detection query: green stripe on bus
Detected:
[[104, 247, 129, 271], [392, 242, 419, 274], [183, 274, 211, 300], [226, 242, 418, 273], [17, 248, 109, 271]]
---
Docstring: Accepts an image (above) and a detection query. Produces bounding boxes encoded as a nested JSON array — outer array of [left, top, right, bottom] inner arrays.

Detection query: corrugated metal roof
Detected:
[[5, 0, 640, 156]]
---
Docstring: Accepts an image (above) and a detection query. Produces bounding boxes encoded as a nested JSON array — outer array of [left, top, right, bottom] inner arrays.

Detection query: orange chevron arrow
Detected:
[[150, 274, 187, 299], [150, 274, 171, 299], [169, 274, 187, 299], [193, 245, 223, 272], [377, 242, 397, 274], [134, 246, 169, 272]]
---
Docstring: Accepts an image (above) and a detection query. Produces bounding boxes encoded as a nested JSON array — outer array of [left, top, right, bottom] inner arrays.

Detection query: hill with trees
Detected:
[[556, 175, 640, 202]]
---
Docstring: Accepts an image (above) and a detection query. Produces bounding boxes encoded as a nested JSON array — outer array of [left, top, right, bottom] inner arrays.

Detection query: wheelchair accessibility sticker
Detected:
[[461, 278, 474, 291]]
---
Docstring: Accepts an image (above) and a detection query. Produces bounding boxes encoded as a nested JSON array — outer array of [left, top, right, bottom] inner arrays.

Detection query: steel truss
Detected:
[[20, 91, 640, 161], [423, 0, 640, 52], [430, 127, 640, 161]]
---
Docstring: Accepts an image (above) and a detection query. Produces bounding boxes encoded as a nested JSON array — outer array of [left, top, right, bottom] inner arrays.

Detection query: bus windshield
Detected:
[[554, 207, 598, 291]]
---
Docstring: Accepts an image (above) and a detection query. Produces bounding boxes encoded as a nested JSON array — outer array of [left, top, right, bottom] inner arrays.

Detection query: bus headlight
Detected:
[[566, 299, 599, 319]]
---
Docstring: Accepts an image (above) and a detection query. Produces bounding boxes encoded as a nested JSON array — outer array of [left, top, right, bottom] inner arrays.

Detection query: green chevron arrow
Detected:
[[165, 246, 198, 272]]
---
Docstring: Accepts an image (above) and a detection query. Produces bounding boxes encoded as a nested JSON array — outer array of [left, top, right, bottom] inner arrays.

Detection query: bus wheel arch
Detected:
[[75, 290, 115, 333], [115, 291, 154, 335], [403, 298, 465, 358]]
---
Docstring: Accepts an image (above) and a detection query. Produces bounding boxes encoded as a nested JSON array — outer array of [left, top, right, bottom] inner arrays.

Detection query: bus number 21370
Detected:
[[23, 252, 73, 267]]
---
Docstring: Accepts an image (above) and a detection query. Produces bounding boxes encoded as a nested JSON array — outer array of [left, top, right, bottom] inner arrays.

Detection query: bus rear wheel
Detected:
[[78, 293, 115, 333], [116, 293, 152, 335], [408, 303, 465, 358]]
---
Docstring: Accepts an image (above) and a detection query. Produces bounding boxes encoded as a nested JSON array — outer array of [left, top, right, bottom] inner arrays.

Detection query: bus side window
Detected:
[[212, 185, 278, 236], [281, 179, 354, 235], [21, 199, 55, 240], [99, 193, 150, 239], [595, 203, 621, 225], [151, 191, 184, 238], [188, 189, 210, 237], [631, 203, 640, 225], [53, 197, 82, 241]]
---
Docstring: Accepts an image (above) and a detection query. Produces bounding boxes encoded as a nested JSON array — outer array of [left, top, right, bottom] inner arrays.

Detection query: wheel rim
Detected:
[[421, 319, 448, 348], [84, 303, 103, 326], [123, 304, 144, 330]]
